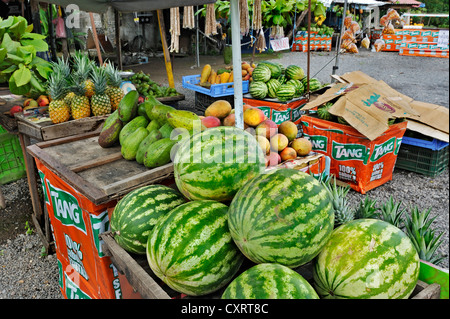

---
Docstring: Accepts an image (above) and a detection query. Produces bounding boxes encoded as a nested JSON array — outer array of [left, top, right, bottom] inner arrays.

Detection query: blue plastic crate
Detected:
[[402, 136, 448, 151], [182, 74, 249, 97]]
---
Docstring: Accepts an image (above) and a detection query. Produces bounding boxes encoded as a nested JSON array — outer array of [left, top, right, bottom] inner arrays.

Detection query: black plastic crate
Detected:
[[194, 92, 235, 115], [395, 143, 449, 177]]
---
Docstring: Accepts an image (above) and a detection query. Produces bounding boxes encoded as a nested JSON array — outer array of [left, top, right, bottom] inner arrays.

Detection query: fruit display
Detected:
[[222, 263, 319, 299], [45, 52, 124, 124], [197, 61, 255, 87], [227, 169, 335, 268], [248, 61, 324, 102], [313, 219, 420, 299], [129, 71, 180, 98], [110, 185, 186, 254], [146, 200, 245, 296]]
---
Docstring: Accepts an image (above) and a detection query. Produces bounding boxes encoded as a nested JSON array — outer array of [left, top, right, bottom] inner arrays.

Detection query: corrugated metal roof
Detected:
[[388, 0, 423, 5]]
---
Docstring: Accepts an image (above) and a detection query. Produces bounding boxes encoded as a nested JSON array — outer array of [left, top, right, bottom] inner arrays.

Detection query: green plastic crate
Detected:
[[395, 142, 449, 177], [0, 125, 27, 185]]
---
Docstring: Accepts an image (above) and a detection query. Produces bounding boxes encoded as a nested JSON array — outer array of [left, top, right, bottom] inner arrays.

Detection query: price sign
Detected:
[[437, 30, 449, 48], [270, 37, 290, 51]]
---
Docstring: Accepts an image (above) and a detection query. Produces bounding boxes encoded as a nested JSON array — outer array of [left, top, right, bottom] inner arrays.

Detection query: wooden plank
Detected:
[[100, 231, 171, 299], [27, 144, 110, 205], [412, 281, 441, 299], [40, 115, 106, 141], [69, 152, 123, 173], [17, 121, 44, 141], [101, 163, 174, 196], [35, 131, 101, 149]]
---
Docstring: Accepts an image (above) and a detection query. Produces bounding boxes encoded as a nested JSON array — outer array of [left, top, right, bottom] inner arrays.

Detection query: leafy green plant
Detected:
[[354, 195, 380, 219], [24, 221, 33, 235], [404, 206, 447, 265], [378, 196, 406, 229], [0, 16, 51, 95]]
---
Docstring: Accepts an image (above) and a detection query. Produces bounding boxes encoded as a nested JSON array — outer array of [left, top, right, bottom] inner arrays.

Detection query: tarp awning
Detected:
[[44, 0, 216, 13], [332, 0, 387, 6]]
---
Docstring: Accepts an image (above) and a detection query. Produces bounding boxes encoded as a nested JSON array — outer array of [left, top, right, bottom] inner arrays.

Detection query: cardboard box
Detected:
[[308, 71, 449, 143]]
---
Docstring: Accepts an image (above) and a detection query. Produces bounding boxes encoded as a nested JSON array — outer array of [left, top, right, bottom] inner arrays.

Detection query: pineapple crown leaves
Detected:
[[72, 51, 94, 81], [379, 196, 406, 229], [403, 206, 447, 265], [47, 71, 68, 101], [105, 61, 122, 87], [354, 195, 380, 219], [69, 72, 87, 96], [320, 176, 354, 226], [51, 56, 71, 78], [90, 65, 108, 95]]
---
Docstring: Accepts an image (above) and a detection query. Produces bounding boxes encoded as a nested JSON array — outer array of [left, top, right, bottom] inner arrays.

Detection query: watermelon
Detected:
[[110, 185, 186, 254], [222, 263, 319, 299], [285, 65, 305, 81], [277, 74, 287, 85], [313, 218, 420, 299], [302, 77, 322, 92], [173, 126, 265, 202], [266, 79, 281, 99], [276, 84, 296, 102], [228, 169, 334, 268], [249, 81, 268, 99], [147, 200, 245, 296], [317, 102, 334, 121], [258, 61, 282, 78], [286, 79, 304, 97], [252, 64, 271, 82]]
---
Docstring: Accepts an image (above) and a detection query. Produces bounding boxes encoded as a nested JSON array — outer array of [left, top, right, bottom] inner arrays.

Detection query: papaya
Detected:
[[149, 103, 175, 126], [159, 122, 174, 138], [118, 90, 140, 122], [98, 110, 123, 148], [137, 102, 150, 121], [166, 109, 200, 131], [143, 138, 177, 168], [220, 72, 231, 84], [228, 71, 234, 83], [135, 129, 162, 164], [121, 127, 149, 161], [119, 115, 149, 145], [204, 100, 232, 119], [209, 71, 217, 85], [146, 119, 161, 133], [200, 64, 212, 84]]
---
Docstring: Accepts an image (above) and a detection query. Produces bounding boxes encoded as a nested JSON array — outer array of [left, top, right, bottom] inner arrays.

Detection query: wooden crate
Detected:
[[100, 231, 442, 299]]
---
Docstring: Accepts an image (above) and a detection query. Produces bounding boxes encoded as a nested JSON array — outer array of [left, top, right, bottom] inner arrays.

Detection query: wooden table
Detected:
[[17, 114, 108, 252]]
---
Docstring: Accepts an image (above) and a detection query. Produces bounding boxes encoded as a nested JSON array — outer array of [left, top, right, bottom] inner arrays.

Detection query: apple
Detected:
[[9, 105, 23, 117]]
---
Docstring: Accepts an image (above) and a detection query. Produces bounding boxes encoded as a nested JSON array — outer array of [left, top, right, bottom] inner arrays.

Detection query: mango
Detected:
[[204, 100, 232, 119], [291, 137, 312, 156], [255, 135, 271, 155], [280, 147, 297, 161], [201, 116, 221, 128], [255, 119, 278, 139], [223, 113, 235, 126], [243, 108, 265, 127], [270, 134, 289, 152], [278, 121, 298, 141], [265, 152, 281, 167]]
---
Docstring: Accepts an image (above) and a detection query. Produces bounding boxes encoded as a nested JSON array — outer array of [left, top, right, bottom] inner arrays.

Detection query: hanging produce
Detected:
[[204, 3, 217, 36], [255, 29, 267, 53], [239, 0, 250, 35], [169, 7, 180, 53], [182, 6, 195, 29], [252, 0, 262, 31]]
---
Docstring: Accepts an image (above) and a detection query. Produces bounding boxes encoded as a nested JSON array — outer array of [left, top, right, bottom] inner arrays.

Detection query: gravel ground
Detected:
[[0, 49, 448, 299]]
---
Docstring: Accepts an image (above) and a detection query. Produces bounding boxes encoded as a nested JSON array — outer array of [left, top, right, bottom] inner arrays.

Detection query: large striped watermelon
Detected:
[[146, 200, 245, 296], [222, 263, 319, 299], [313, 218, 420, 299], [249, 81, 268, 100], [258, 61, 282, 78], [252, 64, 271, 82], [266, 79, 281, 99], [110, 185, 186, 254], [285, 65, 305, 81], [228, 169, 334, 268], [276, 84, 296, 102], [173, 126, 265, 202]]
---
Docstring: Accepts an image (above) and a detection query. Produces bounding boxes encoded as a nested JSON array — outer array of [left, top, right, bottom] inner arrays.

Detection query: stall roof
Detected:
[[43, 0, 216, 13]]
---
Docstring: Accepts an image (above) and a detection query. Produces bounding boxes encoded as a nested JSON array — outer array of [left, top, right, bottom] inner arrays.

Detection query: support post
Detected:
[[157, 9, 175, 88], [230, 0, 243, 130], [89, 12, 103, 65], [332, 0, 348, 78], [114, 9, 123, 70]]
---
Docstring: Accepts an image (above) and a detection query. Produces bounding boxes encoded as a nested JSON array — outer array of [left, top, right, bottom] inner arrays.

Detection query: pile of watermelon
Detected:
[[249, 61, 323, 102], [108, 119, 421, 299]]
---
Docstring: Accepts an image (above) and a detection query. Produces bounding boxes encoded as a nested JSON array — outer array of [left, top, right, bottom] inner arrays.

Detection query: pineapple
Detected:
[[91, 66, 112, 116], [70, 74, 91, 119], [105, 62, 124, 111], [72, 52, 95, 98], [321, 176, 354, 227], [354, 195, 380, 219], [378, 196, 406, 228], [48, 72, 70, 124]]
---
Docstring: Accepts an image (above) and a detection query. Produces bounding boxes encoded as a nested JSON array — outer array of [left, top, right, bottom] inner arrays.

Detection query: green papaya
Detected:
[[137, 102, 150, 121], [166, 109, 200, 131], [146, 120, 161, 133], [159, 123, 174, 138], [98, 110, 123, 148], [118, 90, 140, 122], [136, 130, 162, 164], [143, 138, 177, 168], [119, 116, 149, 145], [121, 127, 149, 161], [149, 103, 175, 125]]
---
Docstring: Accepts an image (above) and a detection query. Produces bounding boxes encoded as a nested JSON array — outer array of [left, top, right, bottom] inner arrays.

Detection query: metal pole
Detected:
[[307, 0, 311, 97], [332, 0, 348, 78], [230, 0, 244, 130], [196, 6, 200, 68]]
